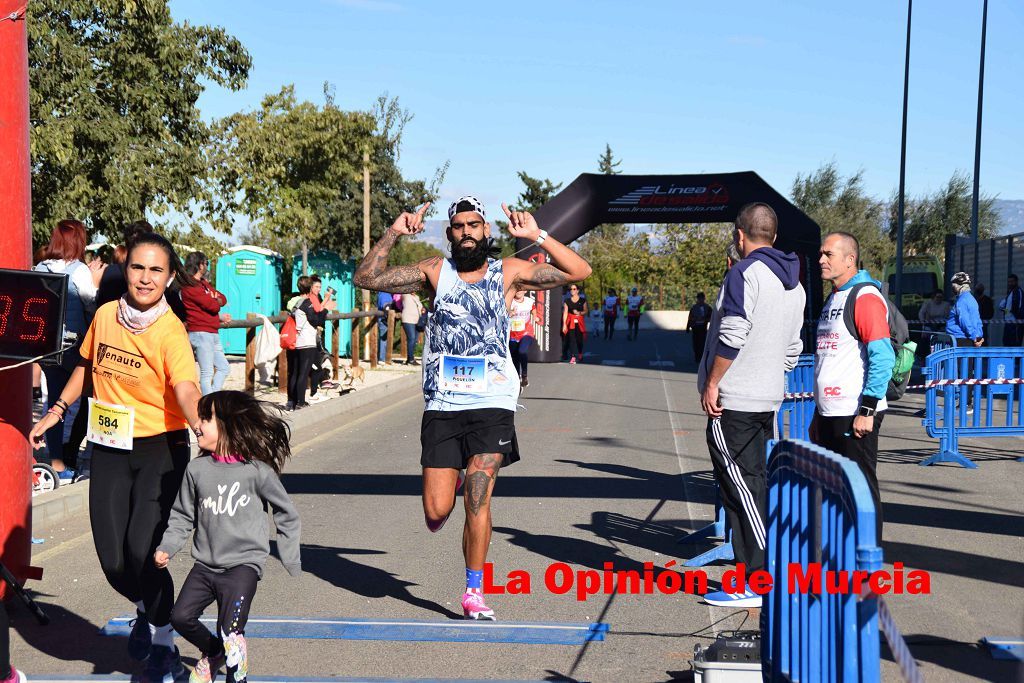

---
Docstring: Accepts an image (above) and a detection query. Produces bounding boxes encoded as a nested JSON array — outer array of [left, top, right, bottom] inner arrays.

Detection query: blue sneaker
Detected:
[[127, 610, 151, 660], [703, 589, 762, 608], [57, 468, 76, 481], [140, 644, 185, 683]]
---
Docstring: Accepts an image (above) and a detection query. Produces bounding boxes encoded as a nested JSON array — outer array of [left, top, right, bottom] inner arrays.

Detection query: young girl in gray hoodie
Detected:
[[155, 391, 301, 683]]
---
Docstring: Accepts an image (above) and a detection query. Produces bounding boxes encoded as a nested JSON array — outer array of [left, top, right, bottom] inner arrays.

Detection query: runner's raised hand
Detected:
[[389, 202, 431, 236], [501, 203, 541, 242]]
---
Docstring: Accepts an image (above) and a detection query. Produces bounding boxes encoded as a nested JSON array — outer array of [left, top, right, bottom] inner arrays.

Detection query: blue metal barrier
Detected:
[[764, 439, 882, 683], [679, 357, 816, 567], [777, 354, 815, 441], [922, 346, 1024, 468]]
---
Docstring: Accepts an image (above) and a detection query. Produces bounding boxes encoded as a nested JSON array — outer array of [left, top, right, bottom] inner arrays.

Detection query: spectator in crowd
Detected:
[[686, 292, 713, 363], [948, 272, 984, 413], [918, 290, 951, 333], [286, 276, 327, 410], [401, 293, 425, 365], [182, 252, 231, 395], [947, 273, 984, 349], [509, 290, 538, 385], [974, 283, 994, 344], [377, 289, 395, 362], [602, 288, 619, 340], [33, 219, 101, 479], [307, 276, 335, 398], [563, 284, 588, 364], [29, 233, 201, 679], [697, 203, 805, 609], [811, 232, 894, 541], [999, 274, 1024, 346], [97, 221, 188, 322]]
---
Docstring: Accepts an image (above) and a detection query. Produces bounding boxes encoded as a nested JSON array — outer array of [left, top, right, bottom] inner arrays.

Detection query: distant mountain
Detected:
[[995, 199, 1024, 235]]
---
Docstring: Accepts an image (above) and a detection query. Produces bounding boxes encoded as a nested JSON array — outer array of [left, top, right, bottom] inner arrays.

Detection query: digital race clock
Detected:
[[0, 268, 68, 362]]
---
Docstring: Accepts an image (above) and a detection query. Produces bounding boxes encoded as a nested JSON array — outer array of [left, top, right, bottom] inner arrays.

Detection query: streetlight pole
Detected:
[[895, 0, 912, 310], [970, 0, 988, 244]]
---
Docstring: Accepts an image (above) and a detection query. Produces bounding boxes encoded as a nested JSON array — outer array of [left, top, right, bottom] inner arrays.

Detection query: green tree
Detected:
[[652, 223, 733, 307], [391, 238, 443, 266], [891, 171, 1001, 256], [515, 172, 562, 212], [28, 0, 251, 242], [597, 143, 622, 175], [791, 162, 892, 277], [205, 88, 444, 262]]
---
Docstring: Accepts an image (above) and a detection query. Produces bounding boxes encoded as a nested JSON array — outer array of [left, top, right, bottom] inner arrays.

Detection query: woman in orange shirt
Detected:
[[30, 233, 201, 680]]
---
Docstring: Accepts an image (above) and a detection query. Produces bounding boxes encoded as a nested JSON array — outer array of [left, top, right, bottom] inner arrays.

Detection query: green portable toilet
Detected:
[[217, 246, 284, 355], [291, 250, 357, 356]]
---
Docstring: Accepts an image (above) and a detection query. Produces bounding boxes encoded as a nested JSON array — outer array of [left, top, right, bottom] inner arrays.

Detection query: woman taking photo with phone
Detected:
[[29, 232, 201, 682]]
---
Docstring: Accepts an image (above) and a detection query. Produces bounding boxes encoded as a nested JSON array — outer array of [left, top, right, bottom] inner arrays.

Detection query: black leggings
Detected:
[[627, 315, 640, 337], [90, 431, 190, 627], [0, 599, 10, 678], [171, 564, 258, 658], [567, 329, 584, 358], [603, 315, 616, 339], [286, 347, 316, 405], [510, 336, 533, 378]]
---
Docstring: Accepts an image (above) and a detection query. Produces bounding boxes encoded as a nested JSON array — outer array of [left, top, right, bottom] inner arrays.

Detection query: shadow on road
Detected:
[[299, 544, 462, 619], [881, 540, 1024, 589], [281, 473, 694, 501], [8, 595, 139, 674], [882, 501, 1024, 539]]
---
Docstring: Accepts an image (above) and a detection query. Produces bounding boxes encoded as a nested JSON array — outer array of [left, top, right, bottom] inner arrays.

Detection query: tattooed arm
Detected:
[[354, 204, 435, 294], [499, 203, 592, 293]]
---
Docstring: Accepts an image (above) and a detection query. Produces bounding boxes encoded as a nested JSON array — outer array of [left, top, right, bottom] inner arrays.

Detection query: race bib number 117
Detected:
[[439, 354, 487, 393]]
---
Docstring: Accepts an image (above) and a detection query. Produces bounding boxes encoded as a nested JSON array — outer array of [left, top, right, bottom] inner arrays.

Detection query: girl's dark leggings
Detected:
[[171, 564, 258, 657]]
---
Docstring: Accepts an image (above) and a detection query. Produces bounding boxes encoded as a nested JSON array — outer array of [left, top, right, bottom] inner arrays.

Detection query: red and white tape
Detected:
[[905, 377, 1024, 390], [783, 377, 1024, 399]]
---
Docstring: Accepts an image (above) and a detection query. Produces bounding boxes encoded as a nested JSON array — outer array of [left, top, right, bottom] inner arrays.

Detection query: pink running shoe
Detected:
[[1, 668, 26, 683], [569, 357, 577, 365], [426, 469, 464, 533], [190, 651, 226, 683], [461, 589, 496, 620]]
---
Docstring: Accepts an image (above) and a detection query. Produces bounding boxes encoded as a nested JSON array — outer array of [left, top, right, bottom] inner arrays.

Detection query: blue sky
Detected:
[[170, 0, 1022, 229]]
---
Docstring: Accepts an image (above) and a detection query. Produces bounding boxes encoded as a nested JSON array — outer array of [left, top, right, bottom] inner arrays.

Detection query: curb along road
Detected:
[[30, 372, 421, 535]]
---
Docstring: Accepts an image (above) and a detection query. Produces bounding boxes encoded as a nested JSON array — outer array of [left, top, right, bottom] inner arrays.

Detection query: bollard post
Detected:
[[244, 314, 258, 394], [277, 310, 288, 394], [385, 309, 395, 364], [399, 324, 408, 363], [331, 318, 340, 380], [351, 318, 360, 368]]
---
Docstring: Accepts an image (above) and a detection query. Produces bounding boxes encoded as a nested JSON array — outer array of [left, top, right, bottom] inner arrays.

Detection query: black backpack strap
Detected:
[[842, 282, 871, 341]]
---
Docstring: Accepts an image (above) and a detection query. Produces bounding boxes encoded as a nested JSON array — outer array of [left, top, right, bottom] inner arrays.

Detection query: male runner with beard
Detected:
[[354, 196, 591, 619]]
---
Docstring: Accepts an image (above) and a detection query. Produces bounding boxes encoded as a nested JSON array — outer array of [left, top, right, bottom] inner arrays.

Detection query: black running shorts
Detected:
[[420, 408, 520, 469]]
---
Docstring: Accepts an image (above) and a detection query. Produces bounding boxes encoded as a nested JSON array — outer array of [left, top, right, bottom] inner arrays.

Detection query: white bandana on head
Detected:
[[448, 196, 486, 221]]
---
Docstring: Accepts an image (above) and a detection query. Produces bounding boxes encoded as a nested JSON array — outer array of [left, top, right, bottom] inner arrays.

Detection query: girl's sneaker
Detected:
[[190, 651, 225, 683], [461, 589, 496, 620], [224, 633, 248, 683], [569, 357, 577, 365]]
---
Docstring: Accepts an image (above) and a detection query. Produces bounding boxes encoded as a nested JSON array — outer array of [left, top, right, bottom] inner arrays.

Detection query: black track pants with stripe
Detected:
[[705, 410, 775, 573]]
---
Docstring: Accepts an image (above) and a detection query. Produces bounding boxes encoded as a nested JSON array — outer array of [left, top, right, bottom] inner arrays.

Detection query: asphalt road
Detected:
[[8, 327, 1024, 682]]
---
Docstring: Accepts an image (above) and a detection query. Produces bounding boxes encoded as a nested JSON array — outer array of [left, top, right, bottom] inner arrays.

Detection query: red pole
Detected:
[[0, 1, 36, 599]]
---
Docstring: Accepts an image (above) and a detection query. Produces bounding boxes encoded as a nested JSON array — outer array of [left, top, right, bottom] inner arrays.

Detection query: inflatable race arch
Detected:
[[515, 171, 823, 363]]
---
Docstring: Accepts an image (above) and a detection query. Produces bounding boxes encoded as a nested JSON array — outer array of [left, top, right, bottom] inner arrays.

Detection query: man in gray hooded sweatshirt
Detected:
[[697, 202, 806, 608]]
